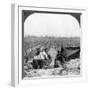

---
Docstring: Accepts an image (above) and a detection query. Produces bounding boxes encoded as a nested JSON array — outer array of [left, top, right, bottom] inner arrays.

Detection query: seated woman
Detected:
[[54, 50, 66, 68], [32, 48, 42, 69]]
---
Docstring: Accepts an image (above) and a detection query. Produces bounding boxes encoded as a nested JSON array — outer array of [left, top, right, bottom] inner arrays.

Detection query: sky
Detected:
[[24, 13, 81, 37]]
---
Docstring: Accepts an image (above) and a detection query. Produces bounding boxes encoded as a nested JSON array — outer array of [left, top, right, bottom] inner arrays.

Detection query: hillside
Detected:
[[24, 36, 80, 51]]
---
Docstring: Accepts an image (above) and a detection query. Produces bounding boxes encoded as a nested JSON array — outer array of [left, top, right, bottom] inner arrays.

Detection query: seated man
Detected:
[[39, 47, 50, 68], [40, 47, 49, 60]]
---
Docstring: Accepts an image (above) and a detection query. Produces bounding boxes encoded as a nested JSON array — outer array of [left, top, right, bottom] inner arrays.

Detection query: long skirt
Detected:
[[32, 59, 44, 69]]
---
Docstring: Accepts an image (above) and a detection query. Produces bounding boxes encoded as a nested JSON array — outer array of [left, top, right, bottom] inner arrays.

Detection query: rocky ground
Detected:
[[24, 59, 80, 78]]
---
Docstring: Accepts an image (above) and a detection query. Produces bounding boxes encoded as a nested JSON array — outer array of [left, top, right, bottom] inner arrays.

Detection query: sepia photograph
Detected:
[[22, 9, 81, 79]]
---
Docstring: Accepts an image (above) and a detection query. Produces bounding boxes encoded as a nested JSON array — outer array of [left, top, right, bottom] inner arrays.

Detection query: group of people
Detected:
[[25, 46, 66, 69], [32, 47, 51, 69]]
